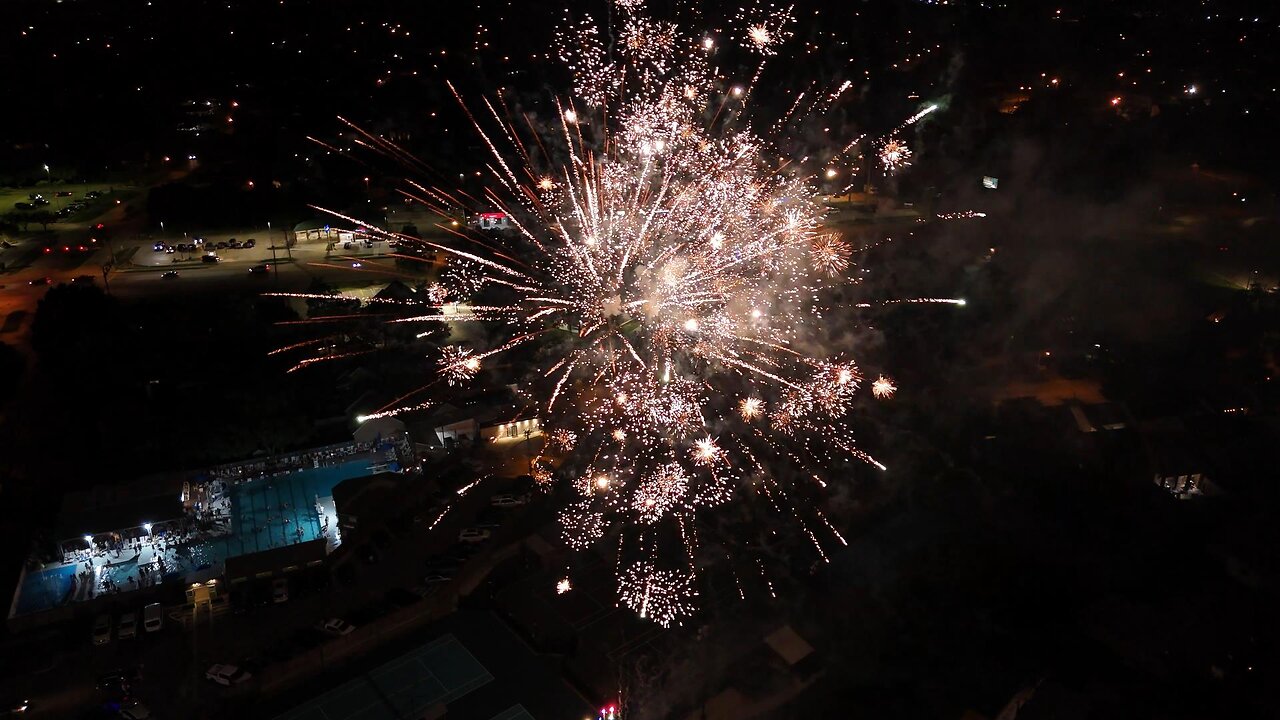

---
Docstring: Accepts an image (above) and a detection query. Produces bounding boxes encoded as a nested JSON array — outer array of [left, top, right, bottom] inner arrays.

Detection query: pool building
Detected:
[[7, 418, 418, 630]]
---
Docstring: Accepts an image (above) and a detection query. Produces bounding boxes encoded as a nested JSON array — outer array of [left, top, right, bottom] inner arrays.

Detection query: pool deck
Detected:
[[11, 438, 411, 618]]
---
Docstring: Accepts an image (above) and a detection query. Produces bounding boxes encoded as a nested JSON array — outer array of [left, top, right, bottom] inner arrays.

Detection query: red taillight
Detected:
[[62, 246, 70, 252], [43, 247, 51, 254]]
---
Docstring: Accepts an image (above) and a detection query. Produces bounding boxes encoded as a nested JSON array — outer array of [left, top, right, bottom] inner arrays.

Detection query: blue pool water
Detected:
[[204, 458, 379, 563], [15, 564, 77, 615], [12, 456, 384, 617]]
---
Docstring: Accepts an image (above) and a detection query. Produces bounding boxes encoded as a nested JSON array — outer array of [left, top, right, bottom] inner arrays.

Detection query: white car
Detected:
[[489, 493, 528, 508], [205, 664, 252, 686], [118, 700, 152, 719], [143, 602, 163, 633], [92, 614, 112, 645], [458, 528, 491, 543], [317, 618, 355, 636], [272, 577, 289, 604], [117, 612, 137, 640]]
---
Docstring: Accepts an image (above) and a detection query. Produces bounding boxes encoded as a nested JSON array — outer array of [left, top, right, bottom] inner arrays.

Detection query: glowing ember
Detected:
[[871, 375, 897, 399]]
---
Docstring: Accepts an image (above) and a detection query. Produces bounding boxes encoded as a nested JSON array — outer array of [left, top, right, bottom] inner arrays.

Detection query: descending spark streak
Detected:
[[286, 349, 375, 373]]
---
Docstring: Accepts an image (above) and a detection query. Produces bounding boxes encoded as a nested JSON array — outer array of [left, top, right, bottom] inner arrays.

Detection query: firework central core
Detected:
[[601, 294, 624, 318]]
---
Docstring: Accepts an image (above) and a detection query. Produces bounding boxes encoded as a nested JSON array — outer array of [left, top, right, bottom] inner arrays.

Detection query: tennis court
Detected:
[[276, 634, 493, 720]]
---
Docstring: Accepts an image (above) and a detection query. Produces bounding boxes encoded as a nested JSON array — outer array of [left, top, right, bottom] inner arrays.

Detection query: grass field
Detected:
[[0, 182, 132, 224]]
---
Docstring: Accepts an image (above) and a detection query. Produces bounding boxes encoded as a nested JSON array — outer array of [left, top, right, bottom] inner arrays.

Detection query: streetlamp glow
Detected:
[[143, 523, 153, 533]]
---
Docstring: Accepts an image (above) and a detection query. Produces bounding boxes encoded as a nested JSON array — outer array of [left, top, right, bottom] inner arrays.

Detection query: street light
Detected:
[[43, 164, 50, 182], [143, 523, 153, 534]]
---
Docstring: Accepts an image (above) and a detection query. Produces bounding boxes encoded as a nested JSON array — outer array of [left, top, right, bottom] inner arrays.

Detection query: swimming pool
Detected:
[[11, 456, 387, 617], [14, 564, 77, 615], [205, 457, 380, 563]]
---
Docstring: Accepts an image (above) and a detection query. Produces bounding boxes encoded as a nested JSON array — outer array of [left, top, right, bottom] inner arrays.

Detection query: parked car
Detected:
[[244, 238, 256, 248], [161, 271, 180, 279], [490, 493, 528, 508], [215, 242, 228, 250], [117, 612, 137, 640], [249, 263, 270, 275], [424, 558, 460, 574], [0, 696, 29, 715], [448, 541, 481, 558], [271, 578, 288, 604], [204, 664, 252, 686], [409, 585, 439, 600], [142, 603, 163, 633], [201, 254, 220, 263], [118, 700, 152, 719], [228, 239, 242, 249], [457, 528, 491, 544], [92, 614, 112, 645], [316, 618, 355, 636], [28, 277, 51, 286], [95, 666, 142, 692]]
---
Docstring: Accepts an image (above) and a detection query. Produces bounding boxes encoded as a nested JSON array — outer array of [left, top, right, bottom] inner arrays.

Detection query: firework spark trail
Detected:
[[268, 336, 337, 356], [286, 349, 376, 373], [857, 298, 967, 307], [356, 401, 435, 422], [333, 0, 961, 626]]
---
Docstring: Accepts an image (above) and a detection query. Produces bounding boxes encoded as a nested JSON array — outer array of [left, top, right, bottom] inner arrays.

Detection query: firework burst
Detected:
[[810, 232, 852, 276], [879, 138, 912, 173], [439, 345, 480, 386], [312, 0, 963, 626], [871, 374, 897, 399]]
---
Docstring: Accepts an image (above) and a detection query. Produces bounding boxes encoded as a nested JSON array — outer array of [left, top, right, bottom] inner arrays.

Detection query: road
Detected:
[[0, 230, 430, 348]]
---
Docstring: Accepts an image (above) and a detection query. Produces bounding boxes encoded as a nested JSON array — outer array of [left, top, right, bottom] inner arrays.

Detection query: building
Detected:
[[473, 212, 514, 231], [1066, 401, 1130, 433]]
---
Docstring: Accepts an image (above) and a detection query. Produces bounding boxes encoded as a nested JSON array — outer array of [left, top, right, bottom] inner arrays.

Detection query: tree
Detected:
[[29, 210, 55, 231], [2, 213, 31, 232]]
